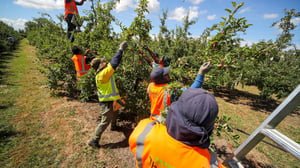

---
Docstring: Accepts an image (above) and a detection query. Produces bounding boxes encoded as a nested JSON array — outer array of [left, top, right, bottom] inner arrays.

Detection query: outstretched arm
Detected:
[[139, 50, 152, 66], [144, 45, 160, 64], [110, 41, 128, 70], [190, 62, 212, 88], [75, 0, 86, 5]]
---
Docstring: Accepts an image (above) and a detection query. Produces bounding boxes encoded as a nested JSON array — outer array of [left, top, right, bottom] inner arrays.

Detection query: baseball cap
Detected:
[[150, 67, 170, 84], [91, 58, 107, 73]]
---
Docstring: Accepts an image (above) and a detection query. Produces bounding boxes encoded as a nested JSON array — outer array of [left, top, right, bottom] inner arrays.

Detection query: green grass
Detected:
[[0, 39, 62, 168]]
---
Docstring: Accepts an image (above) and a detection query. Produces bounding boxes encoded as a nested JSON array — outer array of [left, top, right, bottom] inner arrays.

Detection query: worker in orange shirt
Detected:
[[147, 62, 212, 120], [71, 46, 95, 77], [64, 0, 86, 42], [129, 88, 226, 168]]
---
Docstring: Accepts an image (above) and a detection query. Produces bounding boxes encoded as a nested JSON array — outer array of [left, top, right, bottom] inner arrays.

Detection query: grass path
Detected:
[[0, 39, 63, 167]]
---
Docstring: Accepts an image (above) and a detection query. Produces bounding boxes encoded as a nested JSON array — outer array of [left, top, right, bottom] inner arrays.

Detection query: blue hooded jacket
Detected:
[[166, 88, 219, 149]]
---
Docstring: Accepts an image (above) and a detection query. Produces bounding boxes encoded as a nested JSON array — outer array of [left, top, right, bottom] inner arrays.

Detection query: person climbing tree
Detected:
[[64, 0, 86, 42]]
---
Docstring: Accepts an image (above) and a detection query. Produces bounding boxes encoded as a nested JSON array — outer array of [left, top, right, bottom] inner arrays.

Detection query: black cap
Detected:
[[150, 67, 170, 84]]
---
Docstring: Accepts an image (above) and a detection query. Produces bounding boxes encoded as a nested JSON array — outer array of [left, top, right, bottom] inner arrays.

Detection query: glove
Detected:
[[119, 41, 128, 51], [198, 62, 212, 75]]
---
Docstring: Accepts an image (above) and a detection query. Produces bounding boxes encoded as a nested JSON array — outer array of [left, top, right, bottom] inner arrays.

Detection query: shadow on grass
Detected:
[[0, 124, 17, 144], [0, 52, 16, 85], [210, 87, 280, 113]]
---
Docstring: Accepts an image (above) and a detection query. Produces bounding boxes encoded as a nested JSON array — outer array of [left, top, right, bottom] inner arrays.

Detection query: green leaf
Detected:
[[225, 8, 232, 13], [232, 1, 237, 8]]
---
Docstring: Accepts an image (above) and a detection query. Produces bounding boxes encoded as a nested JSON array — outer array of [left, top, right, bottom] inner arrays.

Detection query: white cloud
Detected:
[[199, 10, 208, 15], [115, 0, 136, 12], [115, 0, 159, 13], [239, 7, 251, 14], [240, 40, 257, 47], [148, 0, 160, 13], [263, 13, 279, 19], [207, 14, 216, 20], [168, 6, 199, 22], [186, 0, 205, 5], [291, 18, 300, 26], [0, 18, 28, 30], [13, 0, 64, 11], [189, 6, 199, 19]]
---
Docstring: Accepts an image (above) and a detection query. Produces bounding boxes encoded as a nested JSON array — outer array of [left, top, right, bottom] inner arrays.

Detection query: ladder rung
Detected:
[[261, 128, 300, 160]]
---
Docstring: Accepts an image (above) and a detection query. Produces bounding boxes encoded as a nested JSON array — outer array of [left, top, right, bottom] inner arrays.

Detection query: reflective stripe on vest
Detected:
[[72, 55, 90, 76], [65, 0, 78, 17], [136, 122, 155, 167], [136, 121, 221, 168], [97, 76, 120, 100], [149, 84, 169, 117], [163, 90, 168, 109], [209, 150, 220, 168], [76, 56, 87, 73]]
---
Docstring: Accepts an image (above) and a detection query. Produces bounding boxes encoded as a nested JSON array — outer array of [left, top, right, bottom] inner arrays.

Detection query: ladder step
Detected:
[[261, 128, 300, 160]]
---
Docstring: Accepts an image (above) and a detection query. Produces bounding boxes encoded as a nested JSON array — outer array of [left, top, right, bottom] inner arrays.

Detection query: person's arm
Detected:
[[139, 50, 152, 67], [190, 74, 204, 88], [84, 49, 95, 64], [110, 41, 128, 70], [75, 0, 85, 5], [144, 45, 160, 64], [85, 56, 95, 64], [110, 50, 123, 70], [190, 62, 212, 88]]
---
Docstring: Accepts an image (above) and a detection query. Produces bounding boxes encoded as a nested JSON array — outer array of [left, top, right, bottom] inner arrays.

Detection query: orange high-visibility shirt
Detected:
[[72, 54, 91, 77], [147, 83, 171, 119], [129, 119, 226, 168], [65, 0, 79, 18]]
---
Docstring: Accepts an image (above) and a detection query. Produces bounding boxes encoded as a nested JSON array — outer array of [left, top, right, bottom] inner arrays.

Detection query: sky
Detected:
[[1, 0, 300, 48]]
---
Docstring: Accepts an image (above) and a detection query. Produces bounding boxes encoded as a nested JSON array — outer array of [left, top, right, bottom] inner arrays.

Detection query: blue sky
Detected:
[[1, 0, 300, 48]]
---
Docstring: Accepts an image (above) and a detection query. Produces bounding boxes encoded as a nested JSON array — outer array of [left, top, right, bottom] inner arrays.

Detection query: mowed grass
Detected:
[[0, 39, 62, 167]]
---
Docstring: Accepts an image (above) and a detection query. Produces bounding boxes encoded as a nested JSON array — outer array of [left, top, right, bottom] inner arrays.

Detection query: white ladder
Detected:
[[224, 84, 300, 167]]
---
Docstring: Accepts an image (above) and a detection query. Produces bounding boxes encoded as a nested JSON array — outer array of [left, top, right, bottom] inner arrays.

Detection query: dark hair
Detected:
[[162, 55, 171, 67], [153, 52, 159, 58], [72, 46, 81, 55]]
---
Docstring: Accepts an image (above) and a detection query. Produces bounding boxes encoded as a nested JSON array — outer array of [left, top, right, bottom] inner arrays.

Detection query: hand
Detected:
[[143, 45, 148, 49], [198, 62, 212, 75], [119, 41, 128, 51], [84, 49, 90, 56]]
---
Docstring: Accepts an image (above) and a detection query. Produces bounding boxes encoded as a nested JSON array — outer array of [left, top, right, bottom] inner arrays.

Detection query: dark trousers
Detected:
[[65, 14, 76, 42]]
